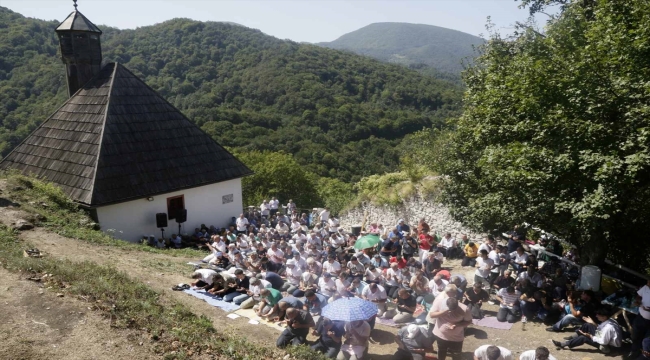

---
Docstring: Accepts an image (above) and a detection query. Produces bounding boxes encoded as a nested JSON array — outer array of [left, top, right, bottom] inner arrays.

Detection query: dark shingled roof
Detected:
[[56, 10, 102, 33], [0, 63, 253, 206]]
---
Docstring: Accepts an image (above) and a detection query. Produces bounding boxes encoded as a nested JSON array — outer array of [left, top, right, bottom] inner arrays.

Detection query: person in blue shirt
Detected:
[[310, 317, 345, 358], [381, 236, 401, 258], [371, 254, 389, 269], [389, 227, 403, 240], [396, 219, 410, 236]]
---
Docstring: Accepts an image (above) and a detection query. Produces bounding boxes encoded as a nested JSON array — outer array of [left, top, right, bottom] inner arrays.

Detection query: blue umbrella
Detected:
[[321, 297, 378, 322]]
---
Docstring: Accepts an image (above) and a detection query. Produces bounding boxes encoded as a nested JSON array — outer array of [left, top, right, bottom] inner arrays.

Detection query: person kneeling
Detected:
[[552, 307, 622, 354], [495, 286, 521, 323], [383, 288, 417, 324], [276, 308, 315, 348], [394, 324, 434, 360], [311, 317, 345, 359]]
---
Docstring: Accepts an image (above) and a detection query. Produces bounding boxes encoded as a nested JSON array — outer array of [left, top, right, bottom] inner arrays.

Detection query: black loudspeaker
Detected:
[[156, 213, 168, 228], [176, 209, 187, 223]]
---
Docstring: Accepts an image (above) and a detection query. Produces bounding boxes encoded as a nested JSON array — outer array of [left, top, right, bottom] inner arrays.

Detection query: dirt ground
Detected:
[[0, 267, 158, 360], [0, 194, 623, 360]]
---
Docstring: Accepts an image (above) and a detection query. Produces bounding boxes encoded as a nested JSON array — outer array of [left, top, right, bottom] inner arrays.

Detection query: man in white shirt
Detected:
[[517, 267, 543, 288], [267, 243, 285, 265], [191, 269, 218, 290], [519, 346, 556, 360], [429, 274, 449, 298], [236, 214, 249, 234], [552, 307, 622, 353], [319, 207, 330, 225], [260, 200, 270, 219], [361, 281, 388, 316], [322, 254, 341, 276], [495, 286, 522, 323], [318, 272, 337, 299], [328, 217, 339, 233], [283, 259, 302, 294], [269, 197, 279, 216], [239, 277, 272, 309], [276, 221, 290, 237], [509, 247, 528, 274], [473, 344, 513, 360], [437, 234, 456, 258], [474, 250, 494, 289], [630, 279, 650, 358], [290, 219, 302, 233]]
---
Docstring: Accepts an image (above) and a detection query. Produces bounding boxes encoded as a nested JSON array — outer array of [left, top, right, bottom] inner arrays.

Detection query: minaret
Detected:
[[55, 0, 103, 97]]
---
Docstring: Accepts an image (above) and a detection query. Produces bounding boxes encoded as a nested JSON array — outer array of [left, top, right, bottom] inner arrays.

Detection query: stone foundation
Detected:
[[339, 194, 485, 242]]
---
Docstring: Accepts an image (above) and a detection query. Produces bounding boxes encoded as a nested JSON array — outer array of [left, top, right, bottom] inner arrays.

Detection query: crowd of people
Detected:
[[185, 199, 650, 360]]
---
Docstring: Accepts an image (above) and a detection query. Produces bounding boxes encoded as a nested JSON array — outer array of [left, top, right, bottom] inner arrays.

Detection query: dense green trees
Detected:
[[0, 7, 462, 183], [235, 150, 354, 216], [430, 0, 650, 267]]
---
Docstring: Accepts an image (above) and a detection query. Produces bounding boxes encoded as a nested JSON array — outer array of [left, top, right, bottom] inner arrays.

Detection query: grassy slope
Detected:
[[0, 174, 327, 359]]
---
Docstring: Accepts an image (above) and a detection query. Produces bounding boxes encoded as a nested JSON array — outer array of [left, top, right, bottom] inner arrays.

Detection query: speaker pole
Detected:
[[160, 227, 165, 241]]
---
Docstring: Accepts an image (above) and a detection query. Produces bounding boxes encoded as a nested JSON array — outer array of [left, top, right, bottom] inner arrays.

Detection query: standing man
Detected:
[[269, 197, 280, 216], [427, 296, 473, 360], [236, 214, 249, 235], [260, 200, 270, 220], [629, 279, 650, 359], [319, 207, 331, 226], [474, 249, 494, 289]]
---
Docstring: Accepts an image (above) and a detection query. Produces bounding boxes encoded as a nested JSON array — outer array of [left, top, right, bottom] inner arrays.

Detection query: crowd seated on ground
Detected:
[[181, 200, 649, 360]]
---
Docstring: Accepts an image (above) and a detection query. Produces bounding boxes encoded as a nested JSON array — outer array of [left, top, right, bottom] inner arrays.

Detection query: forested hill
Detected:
[[0, 7, 462, 182], [318, 22, 484, 76]]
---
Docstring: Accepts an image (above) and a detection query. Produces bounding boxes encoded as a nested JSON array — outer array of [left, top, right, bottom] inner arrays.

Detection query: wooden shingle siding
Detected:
[[0, 63, 253, 207]]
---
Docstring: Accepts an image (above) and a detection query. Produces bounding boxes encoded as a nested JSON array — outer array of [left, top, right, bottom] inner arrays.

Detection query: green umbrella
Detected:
[[354, 234, 381, 250]]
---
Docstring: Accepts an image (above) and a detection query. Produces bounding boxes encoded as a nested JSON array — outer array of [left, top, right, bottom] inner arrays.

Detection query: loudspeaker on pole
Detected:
[[156, 213, 168, 228], [176, 209, 187, 223]]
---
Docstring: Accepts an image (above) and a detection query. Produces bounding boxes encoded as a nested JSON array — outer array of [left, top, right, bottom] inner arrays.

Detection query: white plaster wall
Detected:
[[95, 178, 243, 242]]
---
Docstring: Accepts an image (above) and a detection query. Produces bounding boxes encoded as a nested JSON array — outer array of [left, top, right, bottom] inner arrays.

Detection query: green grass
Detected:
[[0, 224, 327, 360], [1, 172, 205, 258]]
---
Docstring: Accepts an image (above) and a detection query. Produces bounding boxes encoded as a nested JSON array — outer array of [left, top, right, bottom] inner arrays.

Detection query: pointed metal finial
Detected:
[[73, 0, 78, 10]]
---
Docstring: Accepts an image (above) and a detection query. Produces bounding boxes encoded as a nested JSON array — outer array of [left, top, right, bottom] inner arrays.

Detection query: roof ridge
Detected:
[[87, 62, 117, 205]]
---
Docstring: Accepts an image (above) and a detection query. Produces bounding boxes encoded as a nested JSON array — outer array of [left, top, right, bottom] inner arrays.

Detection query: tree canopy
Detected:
[[432, 0, 650, 267], [0, 7, 462, 183]]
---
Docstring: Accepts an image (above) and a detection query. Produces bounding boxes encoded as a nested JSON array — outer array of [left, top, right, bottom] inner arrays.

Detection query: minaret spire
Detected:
[[55, 1, 103, 97]]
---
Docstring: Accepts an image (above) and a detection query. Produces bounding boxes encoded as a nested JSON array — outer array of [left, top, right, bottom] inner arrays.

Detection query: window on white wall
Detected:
[[167, 195, 185, 219], [222, 194, 233, 204]]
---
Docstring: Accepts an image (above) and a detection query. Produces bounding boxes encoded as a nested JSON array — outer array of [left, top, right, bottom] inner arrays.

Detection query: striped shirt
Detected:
[[497, 288, 521, 308]]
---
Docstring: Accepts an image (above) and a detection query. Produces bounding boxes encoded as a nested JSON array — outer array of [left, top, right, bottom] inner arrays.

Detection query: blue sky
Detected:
[[4, 0, 553, 42]]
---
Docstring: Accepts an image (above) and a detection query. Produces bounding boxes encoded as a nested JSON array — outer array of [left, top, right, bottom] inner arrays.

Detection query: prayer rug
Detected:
[[471, 316, 514, 330], [233, 308, 285, 331], [375, 317, 414, 328], [182, 288, 240, 312]]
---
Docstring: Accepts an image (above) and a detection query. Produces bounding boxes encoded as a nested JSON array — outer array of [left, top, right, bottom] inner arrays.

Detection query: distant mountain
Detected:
[[0, 7, 462, 183], [318, 22, 484, 76]]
